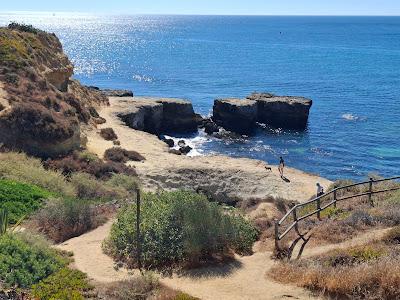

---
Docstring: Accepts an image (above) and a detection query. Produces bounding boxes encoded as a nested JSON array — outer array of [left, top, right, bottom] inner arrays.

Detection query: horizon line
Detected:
[[1, 10, 400, 17]]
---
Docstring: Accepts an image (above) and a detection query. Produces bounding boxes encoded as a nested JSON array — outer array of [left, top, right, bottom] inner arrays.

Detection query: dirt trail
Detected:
[[57, 220, 139, 283], [58, 219, 392, 300], [58, 219, 320, 299]]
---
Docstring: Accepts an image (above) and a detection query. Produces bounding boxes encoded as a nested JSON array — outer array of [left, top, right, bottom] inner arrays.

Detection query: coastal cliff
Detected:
[[0, 24, 107, 157]]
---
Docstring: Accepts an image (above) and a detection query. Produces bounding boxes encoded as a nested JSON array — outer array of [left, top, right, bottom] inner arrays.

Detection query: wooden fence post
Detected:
[[368, 178, 374, 207], [274, 219, 280, 250], [316, 197, 321, 220], [136, 189, 142, 271], [333, 190, 337, 208]]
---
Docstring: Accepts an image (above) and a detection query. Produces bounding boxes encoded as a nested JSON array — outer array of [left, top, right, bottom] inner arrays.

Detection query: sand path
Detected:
[[85, 97, 331, 203], [57, 219, 390, 300]]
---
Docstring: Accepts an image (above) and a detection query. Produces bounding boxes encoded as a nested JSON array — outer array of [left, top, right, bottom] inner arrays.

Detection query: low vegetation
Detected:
[[270, 240, 400, 299], [98, 273, 199, 300], [100, 127, 118, 141], [104, 191, 258, 270], [33, 197, 106, 243], [0, 179, 51, 224], [104, 147, 145, 163], [31, 268, 94, 300], [44, 150, 137, 179], [0, 152, 75, 197], [0, 233, 67, 288]]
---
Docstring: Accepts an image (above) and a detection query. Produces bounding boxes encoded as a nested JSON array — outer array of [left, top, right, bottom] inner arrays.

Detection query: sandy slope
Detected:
[[85, 97, 331, 202]]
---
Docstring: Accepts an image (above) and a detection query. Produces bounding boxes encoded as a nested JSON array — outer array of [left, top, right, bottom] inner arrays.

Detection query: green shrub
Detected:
[[0, 152, 75, 197], [8, 22, 39, 34], [33, 197, 105, 243], [0, 233, 66, 288], [31, 267, 93, 300], [104, 191, 258, 270], [0, 179, 51, 223]]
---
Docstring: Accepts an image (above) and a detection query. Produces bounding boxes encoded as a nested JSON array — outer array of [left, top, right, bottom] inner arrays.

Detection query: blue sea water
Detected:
[[1, 12, 400, 180]]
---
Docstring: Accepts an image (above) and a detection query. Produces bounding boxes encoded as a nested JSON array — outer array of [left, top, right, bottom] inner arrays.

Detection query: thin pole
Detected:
[[136, 189, 142, 271], [368, 178, 374, 207]]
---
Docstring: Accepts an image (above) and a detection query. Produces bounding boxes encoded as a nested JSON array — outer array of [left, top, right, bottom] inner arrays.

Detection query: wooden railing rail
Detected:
[[275, 176, 400, 252]]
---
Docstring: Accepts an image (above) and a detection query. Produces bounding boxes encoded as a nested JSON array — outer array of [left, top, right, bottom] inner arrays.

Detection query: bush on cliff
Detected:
[[0, 179, 51, 224], [104, 147, 145, 163], [0, 233, 67, 288], [44, 151, 137, 179], [104, 191, 258, 270], [33, 197, 106, 243], [100, 128, 118, 141]]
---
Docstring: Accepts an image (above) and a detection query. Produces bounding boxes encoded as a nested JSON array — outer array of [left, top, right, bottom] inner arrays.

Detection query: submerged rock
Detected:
[[213, 98, 258, 134], [179, 145, 193, 154]]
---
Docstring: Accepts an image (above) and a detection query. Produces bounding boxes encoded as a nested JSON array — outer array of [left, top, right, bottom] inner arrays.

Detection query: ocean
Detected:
[[1, 13, 399, 180]]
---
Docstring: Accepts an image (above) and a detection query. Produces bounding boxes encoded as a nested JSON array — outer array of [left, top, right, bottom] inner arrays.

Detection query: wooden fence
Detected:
[[274, 176, 400, 259]]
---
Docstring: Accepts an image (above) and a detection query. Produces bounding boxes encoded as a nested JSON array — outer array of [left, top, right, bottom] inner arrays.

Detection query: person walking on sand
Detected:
[[278, 156, 285, 178], [316, 183, 324, 197]]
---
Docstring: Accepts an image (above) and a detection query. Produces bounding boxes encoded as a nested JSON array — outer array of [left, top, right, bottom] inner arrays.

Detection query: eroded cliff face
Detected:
[[0, 24, 108, 157]]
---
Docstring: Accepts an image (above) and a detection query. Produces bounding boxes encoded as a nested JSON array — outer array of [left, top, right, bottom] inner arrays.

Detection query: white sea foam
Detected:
[[342, 113, 359, 121], [133, 74, 153, 82], [164, 130, 210, 157]]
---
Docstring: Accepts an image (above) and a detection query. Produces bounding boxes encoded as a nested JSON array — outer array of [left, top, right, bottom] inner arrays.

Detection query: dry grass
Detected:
[[96, 273, 199, 300], [0, 151, 75, 197], [270, 241, 400, 299], [32, 197, 108, 243]]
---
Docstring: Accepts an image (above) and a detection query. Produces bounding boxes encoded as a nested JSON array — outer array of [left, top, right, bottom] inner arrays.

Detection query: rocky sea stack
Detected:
[[116, 97, 201, 134], [0, 23, 108, 157], [212, 92, 312, 134]]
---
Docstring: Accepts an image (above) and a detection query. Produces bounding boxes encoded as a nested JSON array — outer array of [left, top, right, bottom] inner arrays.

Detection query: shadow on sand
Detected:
[[281, 176, 291, 183], [176, 259, 243, 279]]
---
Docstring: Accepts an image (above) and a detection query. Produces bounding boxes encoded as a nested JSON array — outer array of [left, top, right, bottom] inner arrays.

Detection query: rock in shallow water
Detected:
[[210, 93, 312, 134], [213, 98, 258, 134], [248, 93, 312, 130]]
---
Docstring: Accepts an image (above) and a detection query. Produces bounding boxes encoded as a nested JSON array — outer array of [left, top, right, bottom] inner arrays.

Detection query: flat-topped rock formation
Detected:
[[114, 97, 200, 134], [212, 93, 312, 134], [248, 92, 312, 130], [87, 86, 134, 97], [213, 98, 258, 134]]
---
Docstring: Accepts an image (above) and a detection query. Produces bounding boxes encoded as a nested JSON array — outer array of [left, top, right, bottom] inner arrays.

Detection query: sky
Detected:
[[2, 0, 400, 16]]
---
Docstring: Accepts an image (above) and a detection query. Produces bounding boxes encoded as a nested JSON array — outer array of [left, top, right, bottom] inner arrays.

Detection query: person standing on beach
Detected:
[[316, 183, 324, 197], [278, 156, 285, 178]]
